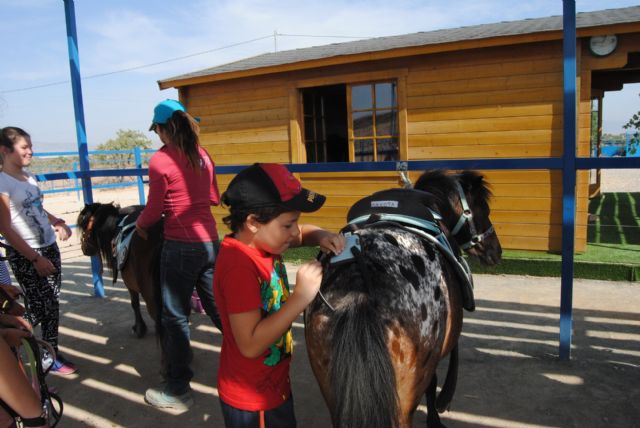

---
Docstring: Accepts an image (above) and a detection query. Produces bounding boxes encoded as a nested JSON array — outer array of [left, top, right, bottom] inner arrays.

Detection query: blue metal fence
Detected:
[[55, 0, 640, 359], [32, 147, 155, 204]]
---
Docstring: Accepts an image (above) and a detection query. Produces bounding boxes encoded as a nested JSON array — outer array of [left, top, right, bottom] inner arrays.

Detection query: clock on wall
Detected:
[[589, 34, 618, 57]]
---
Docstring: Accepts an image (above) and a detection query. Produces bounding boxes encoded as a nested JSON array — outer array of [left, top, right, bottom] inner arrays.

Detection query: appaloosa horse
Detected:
[[77, 203, 163, 338], [305, 170, 501, 428]]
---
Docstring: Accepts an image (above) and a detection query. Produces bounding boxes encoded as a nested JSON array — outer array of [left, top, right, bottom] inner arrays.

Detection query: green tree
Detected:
[[94, 129, 153, 181], [623, 93, 639, 155]]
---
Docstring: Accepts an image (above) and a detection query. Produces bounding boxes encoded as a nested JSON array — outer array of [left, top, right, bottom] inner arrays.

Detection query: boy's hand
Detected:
[[294, 260, 323, 305], [318, 232, 346, 256]]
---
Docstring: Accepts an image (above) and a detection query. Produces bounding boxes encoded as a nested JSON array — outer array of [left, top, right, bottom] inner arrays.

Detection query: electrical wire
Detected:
[[1, 32, 375, 94], [0, 34, 273, 94]]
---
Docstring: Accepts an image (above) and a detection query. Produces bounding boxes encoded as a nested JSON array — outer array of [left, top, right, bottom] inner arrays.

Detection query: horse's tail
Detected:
[[329, 295, 399, 428]]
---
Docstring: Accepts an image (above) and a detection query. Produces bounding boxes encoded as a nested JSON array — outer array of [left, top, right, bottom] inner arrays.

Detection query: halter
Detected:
[[451, 181, 495, 250]]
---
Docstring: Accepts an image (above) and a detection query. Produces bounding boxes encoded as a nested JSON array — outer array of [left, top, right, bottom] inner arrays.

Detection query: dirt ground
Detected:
[[45, 261, 639, 428], [30, 180, 639, 427]]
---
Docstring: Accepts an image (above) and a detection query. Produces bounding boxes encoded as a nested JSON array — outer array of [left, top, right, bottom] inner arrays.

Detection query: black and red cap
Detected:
[[222, 163, 325, 213]]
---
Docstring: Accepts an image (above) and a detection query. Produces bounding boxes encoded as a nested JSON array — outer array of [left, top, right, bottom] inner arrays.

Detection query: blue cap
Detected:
[[149, 99, 186, 130]]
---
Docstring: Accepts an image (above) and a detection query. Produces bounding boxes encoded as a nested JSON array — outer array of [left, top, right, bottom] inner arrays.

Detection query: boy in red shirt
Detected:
[[213, 163, 344, 427]]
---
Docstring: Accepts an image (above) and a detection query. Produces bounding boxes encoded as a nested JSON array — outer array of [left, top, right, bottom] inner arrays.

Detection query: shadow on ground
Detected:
[[48, 260, 639, 427]]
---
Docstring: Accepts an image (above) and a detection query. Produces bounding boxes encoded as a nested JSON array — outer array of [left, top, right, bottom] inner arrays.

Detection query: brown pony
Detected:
[[77, 203, 163, 338], [304, 170, 501, 428]]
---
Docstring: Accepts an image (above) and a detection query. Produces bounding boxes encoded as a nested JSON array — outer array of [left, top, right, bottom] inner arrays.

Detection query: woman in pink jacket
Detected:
[[136, 99, 221, 410]]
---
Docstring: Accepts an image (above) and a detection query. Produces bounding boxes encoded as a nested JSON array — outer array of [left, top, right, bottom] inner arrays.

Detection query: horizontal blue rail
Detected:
[[42, 180, 140, 195], [33, 156, 640, 183], [33, 149, 156, 157]]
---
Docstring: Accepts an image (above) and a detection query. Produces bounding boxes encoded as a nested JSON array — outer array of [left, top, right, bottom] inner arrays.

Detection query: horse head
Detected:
[[76, 202, 120, 279], [414, 170, 502, 266]]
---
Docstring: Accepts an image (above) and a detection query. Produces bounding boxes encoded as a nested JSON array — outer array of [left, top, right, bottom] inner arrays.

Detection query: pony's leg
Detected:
[[128, 290, 147, 338], [425, 375, 446, 428]]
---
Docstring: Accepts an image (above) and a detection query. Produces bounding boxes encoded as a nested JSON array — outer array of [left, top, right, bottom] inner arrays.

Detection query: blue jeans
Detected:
[[160, 239, 221, 395]]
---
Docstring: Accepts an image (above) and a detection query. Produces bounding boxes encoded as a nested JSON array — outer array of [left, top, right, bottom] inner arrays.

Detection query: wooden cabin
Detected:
[[158, 6, 640, 252]]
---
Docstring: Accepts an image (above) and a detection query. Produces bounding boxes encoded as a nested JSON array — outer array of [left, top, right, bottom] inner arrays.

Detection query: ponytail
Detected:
[[157, 111, 201, 169]]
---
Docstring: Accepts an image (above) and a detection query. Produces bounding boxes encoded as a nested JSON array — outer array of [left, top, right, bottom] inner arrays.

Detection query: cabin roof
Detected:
[[159, 6, 640, 88]]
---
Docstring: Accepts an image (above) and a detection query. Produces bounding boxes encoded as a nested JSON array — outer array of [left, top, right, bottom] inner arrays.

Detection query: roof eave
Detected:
[[158, 21, 640, 90]]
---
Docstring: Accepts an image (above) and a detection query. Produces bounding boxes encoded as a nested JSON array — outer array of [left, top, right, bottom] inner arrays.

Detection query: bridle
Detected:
[[451, 181, 495, 250]]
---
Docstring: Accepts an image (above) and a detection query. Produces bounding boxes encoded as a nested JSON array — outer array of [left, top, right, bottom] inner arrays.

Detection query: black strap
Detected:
[[18, 414, 48, 427]]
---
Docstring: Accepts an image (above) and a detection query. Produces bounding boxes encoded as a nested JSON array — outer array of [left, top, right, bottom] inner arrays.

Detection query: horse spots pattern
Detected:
[[341, 227, 446, 340], [411, 254, 426, 276], [383, 233, 399, 247], [400, 265, 420, 291], [421, 239, 436, 261]]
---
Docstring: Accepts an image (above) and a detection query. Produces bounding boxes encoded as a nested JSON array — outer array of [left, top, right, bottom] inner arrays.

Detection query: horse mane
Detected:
[[413, 169, 460, 230], [457, 170, 493, 204], [414, 169, 493, 228]]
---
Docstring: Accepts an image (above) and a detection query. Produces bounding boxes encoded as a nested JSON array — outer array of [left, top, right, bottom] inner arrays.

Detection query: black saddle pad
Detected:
[[347, 188, 439, 225]]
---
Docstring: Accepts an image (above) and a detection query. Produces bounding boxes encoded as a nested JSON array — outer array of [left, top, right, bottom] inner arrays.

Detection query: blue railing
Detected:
[[32, 147, 155, 204]]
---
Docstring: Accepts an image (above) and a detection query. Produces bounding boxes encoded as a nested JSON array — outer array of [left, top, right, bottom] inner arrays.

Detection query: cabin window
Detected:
[[301, 81, 399, 163], [301, 85, 349, 162], [351, 82, 399, 162]]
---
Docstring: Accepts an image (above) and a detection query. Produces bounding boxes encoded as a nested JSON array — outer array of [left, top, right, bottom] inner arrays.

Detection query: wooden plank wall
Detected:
[[182, 39, 598, 252], [404, 40, 588, 251]]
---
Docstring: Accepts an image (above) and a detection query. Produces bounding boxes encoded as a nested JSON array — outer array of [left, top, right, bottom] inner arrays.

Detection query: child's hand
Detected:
[[318, 232, 346, 256], [294, 260, 323, 305], [54, 222, 72, 241], [0, 327, 31, 348], [0, 313, 32, 332], [0, 284, 21, 300], [33, 255, 56, 277]]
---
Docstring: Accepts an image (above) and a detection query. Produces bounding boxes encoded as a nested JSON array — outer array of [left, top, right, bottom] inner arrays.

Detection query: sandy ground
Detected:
[[598, 168, 640, 193], [44, 262, 639, 428], [20, 180, 638, 427]]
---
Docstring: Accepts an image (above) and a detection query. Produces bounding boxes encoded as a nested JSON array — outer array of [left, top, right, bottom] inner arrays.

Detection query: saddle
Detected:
[[340, 188, 476, 311], [113, 208, 143, 271]]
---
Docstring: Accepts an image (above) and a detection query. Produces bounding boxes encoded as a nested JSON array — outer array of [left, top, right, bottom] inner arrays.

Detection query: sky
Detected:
[[1, 0, 639, 152]]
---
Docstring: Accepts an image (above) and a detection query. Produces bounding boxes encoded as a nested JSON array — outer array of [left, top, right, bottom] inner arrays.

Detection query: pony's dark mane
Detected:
[[457, 170, 493, 204], [77, 202, 121, 282], [414, 169, 492, 230]]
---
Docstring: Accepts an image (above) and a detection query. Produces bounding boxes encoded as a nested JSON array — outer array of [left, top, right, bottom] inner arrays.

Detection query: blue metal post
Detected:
[[72, 161, 80, 201], [134, 146, 146, 205], [63, 0, 104, 297], [560, 0, 577, 360]]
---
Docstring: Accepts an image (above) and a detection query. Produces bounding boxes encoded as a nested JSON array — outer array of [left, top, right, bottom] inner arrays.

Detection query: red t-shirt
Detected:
[[213, 236, 293, 411], [137, 145, 220, 242]]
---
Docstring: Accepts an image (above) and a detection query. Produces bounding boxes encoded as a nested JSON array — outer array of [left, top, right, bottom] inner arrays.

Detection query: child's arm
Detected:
[[293, 224, 345, 255], [0, 195, 56, 277], [229, 260, 323, 359], [0, 336, 48, 427]]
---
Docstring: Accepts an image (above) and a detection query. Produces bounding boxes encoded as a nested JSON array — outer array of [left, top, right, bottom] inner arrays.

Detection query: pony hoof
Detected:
[[131, 324, 147, 338]]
